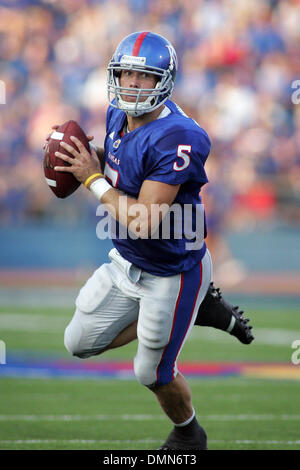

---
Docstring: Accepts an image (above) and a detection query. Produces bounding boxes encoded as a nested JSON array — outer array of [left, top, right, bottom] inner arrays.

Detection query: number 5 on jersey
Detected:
[[173, 145, 191, 171]]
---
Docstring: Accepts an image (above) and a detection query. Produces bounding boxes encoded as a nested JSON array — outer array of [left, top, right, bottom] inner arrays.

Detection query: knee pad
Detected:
[[133, 343, 174, 387], [134, 307, 173, 386], [64, 321, 83, 357], [133, 354, 157, 387], [64, 317, 95, 359]]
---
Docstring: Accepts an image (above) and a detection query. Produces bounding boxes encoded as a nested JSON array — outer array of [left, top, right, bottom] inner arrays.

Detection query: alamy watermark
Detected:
[[0, 80, 6, 104], [0, 340, 6, 365], [291, 80, 300, 105], [96, 201, 205, 250], [291, 340, 300, 365]]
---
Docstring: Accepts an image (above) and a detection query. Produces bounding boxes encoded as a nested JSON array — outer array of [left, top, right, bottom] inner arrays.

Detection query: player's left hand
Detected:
[[54, 135, 102, 184]]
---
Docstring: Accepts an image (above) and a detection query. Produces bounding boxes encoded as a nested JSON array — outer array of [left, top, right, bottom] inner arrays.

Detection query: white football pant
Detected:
[[64, 247, 212, 387]]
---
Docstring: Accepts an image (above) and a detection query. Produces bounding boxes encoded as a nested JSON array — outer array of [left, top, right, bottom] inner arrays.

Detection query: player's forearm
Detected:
[[87, 179, 154, 237], [101, 188, 151, 237], [87, 178, 175, 237]]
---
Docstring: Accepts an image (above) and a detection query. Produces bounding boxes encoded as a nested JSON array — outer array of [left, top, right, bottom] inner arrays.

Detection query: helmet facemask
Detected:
[[107, 63, 174, 117]]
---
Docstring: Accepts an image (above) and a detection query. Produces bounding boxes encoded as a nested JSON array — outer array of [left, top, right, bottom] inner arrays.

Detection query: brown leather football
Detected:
[[43, 120, 90, 198]]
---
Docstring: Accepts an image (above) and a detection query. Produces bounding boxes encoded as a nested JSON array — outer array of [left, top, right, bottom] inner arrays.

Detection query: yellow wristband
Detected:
[[84, 173, 103, 188]]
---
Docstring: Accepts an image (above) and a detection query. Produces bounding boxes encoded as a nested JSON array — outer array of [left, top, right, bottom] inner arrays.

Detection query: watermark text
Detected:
[[291, 340, 300, 365], [291, 80, 300, 105], [96, 201, 205, 250]]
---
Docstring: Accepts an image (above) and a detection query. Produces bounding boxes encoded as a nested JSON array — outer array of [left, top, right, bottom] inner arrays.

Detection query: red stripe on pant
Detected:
[[155, 273, 184, 385], [155, 261, 203, 386], [171, 262, 203, 379]]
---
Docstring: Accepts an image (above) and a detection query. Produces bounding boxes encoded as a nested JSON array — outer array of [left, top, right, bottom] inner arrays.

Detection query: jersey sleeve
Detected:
[[145, 127, 210, 186]]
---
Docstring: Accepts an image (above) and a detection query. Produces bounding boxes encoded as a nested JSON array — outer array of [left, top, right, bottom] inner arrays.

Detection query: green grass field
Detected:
[[0, 301, 300, 450]]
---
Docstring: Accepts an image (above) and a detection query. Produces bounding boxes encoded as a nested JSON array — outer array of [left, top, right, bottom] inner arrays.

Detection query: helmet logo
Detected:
[[120, 55, 146, 66], [166, 44, 178, 72]]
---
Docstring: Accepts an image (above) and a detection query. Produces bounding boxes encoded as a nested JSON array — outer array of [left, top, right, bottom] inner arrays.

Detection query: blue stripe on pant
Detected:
[[155, 261, 203, 386]]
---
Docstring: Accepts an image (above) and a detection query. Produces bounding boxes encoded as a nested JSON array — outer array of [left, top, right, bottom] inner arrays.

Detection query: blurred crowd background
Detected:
[[0, 0, 300, 272]]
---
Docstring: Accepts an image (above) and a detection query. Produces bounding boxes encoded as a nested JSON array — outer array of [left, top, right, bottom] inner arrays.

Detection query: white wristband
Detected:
[[89, 177, 112, 201]]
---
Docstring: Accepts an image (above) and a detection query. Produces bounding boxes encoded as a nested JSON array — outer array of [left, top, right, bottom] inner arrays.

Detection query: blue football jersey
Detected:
[[103, 99, 211, 276]]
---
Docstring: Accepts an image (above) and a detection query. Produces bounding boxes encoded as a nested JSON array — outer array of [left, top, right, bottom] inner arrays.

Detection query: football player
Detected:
[[53, 32, 253, 450]]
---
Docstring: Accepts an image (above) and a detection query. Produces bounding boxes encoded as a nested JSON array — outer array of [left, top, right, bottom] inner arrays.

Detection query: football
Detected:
[[43, 120, 90, 198]]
